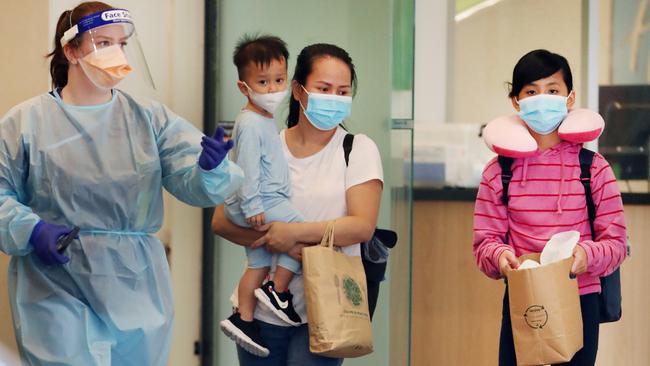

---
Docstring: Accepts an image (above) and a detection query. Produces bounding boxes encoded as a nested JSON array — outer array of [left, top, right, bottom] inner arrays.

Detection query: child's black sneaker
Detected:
[[254, 281, 302, 326], [219, 312, 270, 357]]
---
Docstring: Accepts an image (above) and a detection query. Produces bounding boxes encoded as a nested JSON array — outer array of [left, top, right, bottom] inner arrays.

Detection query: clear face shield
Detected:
[[61, 9, 155, 90]]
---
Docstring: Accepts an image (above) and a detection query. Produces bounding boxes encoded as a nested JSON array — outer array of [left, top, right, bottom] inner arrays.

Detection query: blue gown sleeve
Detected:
[[0, 115, 40, 256], [156, 109, 243, 207], [232, 124, 264, 218]]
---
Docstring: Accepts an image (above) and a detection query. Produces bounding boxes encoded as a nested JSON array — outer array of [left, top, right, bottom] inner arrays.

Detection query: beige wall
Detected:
[[0, 1, 50, 113], [451, 0, 584, 124], [0, 1, 50, 360]]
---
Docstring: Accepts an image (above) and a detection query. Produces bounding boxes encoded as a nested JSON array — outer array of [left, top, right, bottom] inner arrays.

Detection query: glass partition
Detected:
[[210, 1, 414, 364], [598, 0, 650, 193]]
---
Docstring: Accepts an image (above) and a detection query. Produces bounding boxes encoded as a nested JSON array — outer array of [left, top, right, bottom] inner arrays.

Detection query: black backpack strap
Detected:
[[497, 156, 515, 205], [343, 133, 355, 166], [579, 148, 596, 240]]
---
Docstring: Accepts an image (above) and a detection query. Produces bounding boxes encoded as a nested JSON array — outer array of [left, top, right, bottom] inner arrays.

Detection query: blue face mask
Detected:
[[517, 94, 569, 135], [300, 85, 352, 130]]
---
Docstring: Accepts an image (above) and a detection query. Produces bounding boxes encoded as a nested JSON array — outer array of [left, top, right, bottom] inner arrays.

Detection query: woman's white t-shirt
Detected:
[[253, 126, 384, 326]]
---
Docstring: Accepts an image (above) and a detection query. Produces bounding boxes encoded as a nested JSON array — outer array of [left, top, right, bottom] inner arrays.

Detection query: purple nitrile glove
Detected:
[[198, 127, 234, 170], [29, 221, 74, 265]]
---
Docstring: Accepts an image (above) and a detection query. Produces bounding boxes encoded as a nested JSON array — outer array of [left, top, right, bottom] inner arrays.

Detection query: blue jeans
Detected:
[[237, 321, 343, 366]]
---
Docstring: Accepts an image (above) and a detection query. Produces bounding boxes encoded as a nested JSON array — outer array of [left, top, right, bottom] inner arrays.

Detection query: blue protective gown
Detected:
[[0, 89, 243, 365]]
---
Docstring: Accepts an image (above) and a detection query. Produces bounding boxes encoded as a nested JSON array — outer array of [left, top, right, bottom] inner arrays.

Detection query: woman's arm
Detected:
[[156, 111, 243, 207], [253, 179, 383, 252], [211, 205, 264, 246]]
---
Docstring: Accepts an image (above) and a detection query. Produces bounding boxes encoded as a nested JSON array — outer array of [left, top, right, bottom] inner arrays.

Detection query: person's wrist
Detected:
[[29, 220, 45, 244], [497, 248, 511, 263]]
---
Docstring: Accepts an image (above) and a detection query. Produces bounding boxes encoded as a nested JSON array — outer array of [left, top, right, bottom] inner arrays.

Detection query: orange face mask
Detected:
[[79, 44, 133, 89]]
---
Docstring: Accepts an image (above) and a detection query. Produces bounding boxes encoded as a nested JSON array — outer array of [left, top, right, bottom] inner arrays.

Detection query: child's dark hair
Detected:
[[508, 49, 573, 98], [48, 1, 114, 89], [288, 43, 357, 128], [233, 34, 288, 80]]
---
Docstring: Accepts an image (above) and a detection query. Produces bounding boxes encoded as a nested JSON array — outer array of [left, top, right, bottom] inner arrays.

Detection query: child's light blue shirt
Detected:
[[226, 109, 291, 218]]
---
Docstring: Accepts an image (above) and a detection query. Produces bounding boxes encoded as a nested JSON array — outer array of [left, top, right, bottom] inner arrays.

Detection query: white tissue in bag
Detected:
[[514, 231, 580, 271], [518, 259, 542, 270], [539, 231, 580, 265]]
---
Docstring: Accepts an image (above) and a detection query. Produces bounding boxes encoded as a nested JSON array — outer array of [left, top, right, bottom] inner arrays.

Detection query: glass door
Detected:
[[208, 1, 414, 364]]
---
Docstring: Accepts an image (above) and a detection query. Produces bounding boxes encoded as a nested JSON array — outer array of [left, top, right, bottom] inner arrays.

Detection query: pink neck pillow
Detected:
[[483, 108, 604, 158]]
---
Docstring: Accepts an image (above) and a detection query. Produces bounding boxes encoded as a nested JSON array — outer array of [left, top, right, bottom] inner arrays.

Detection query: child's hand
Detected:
[[246, 213, 265, 228], [571, 245, 588, 275], [499, 250, 520, 276]]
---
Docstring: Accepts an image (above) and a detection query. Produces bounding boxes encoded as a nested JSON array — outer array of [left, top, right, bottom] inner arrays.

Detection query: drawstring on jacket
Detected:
[[557, 145, 565, 214], [520, 158, 529, 187]]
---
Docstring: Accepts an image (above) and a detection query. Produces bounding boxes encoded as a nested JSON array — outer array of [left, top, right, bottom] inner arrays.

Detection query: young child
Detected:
[[219, 35, 303, 357], [473, 49, 627, 365]]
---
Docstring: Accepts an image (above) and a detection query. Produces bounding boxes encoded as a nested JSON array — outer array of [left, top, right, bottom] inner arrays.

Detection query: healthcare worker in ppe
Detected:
[[0, 2, 243, 365]]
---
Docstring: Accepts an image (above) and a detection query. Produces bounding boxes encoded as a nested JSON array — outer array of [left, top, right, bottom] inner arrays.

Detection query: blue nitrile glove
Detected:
[[198, 127, 234, 170], [29, 221, 74, 265]]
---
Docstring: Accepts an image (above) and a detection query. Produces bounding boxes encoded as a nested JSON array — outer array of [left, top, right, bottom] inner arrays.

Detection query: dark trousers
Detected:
[[499, 289, 600, 366]]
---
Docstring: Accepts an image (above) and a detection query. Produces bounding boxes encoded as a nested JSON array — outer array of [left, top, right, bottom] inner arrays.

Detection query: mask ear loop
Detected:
[[298, 84, 310, 112]]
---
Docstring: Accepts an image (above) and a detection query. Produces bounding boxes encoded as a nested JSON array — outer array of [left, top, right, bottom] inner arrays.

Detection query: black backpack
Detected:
[[498, 148, 622, 323], [343, 134, 398, 320]]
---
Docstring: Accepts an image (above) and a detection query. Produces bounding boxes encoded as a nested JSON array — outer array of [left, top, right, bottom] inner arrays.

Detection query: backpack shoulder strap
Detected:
[[343, 133, 355, 167], [497, 156, 515, 205], [579, 148, 597, 240]]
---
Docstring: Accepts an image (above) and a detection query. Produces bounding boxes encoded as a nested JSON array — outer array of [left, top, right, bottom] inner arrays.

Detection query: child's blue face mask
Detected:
[[300, 85, 352, 130], [517, 94, 570, 135]]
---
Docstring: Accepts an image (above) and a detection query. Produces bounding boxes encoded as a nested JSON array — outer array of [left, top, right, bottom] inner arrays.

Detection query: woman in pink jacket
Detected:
[[473, 49, 627, 365]]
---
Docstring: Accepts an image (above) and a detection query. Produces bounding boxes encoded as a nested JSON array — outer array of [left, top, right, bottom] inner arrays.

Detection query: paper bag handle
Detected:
[[319, 220, 336, 249]]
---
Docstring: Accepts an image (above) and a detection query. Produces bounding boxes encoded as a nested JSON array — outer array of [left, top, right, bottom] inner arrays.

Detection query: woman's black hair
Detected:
[[508, 49, 573, 98], [287, 43, 357, 127], [47, 2, 113, 89]]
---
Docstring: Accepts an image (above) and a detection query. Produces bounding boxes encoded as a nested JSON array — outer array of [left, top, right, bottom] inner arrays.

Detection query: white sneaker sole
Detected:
[[254, 288, 302, 327], [219, 318, 270, 357]]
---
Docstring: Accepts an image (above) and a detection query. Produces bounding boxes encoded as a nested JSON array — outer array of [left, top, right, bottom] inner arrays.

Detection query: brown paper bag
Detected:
[[506, 253, 583, 365], [302, 221, 374, 358]]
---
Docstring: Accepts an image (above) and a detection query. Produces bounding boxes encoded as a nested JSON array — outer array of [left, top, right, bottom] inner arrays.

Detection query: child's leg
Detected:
[[273, 267, 294, 293], [238, 267, 270, 321], [239, 245, 274, 321], [255, 254, 303, 326], [274, 254, 301, 292], [263, 201, 304, 294], [499, 288, 517, 366]]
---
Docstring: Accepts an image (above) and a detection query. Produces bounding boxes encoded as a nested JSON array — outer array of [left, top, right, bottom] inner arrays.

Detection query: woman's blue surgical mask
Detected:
[[517, 94, 570, 135], [300, 85, 352, 130]]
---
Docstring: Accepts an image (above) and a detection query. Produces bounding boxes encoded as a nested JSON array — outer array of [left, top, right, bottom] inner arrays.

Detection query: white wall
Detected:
[[414, 0, 453, 126]]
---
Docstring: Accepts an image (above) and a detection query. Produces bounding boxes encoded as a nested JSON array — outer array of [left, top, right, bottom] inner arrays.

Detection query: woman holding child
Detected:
[[213, 39, 383, 365]]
